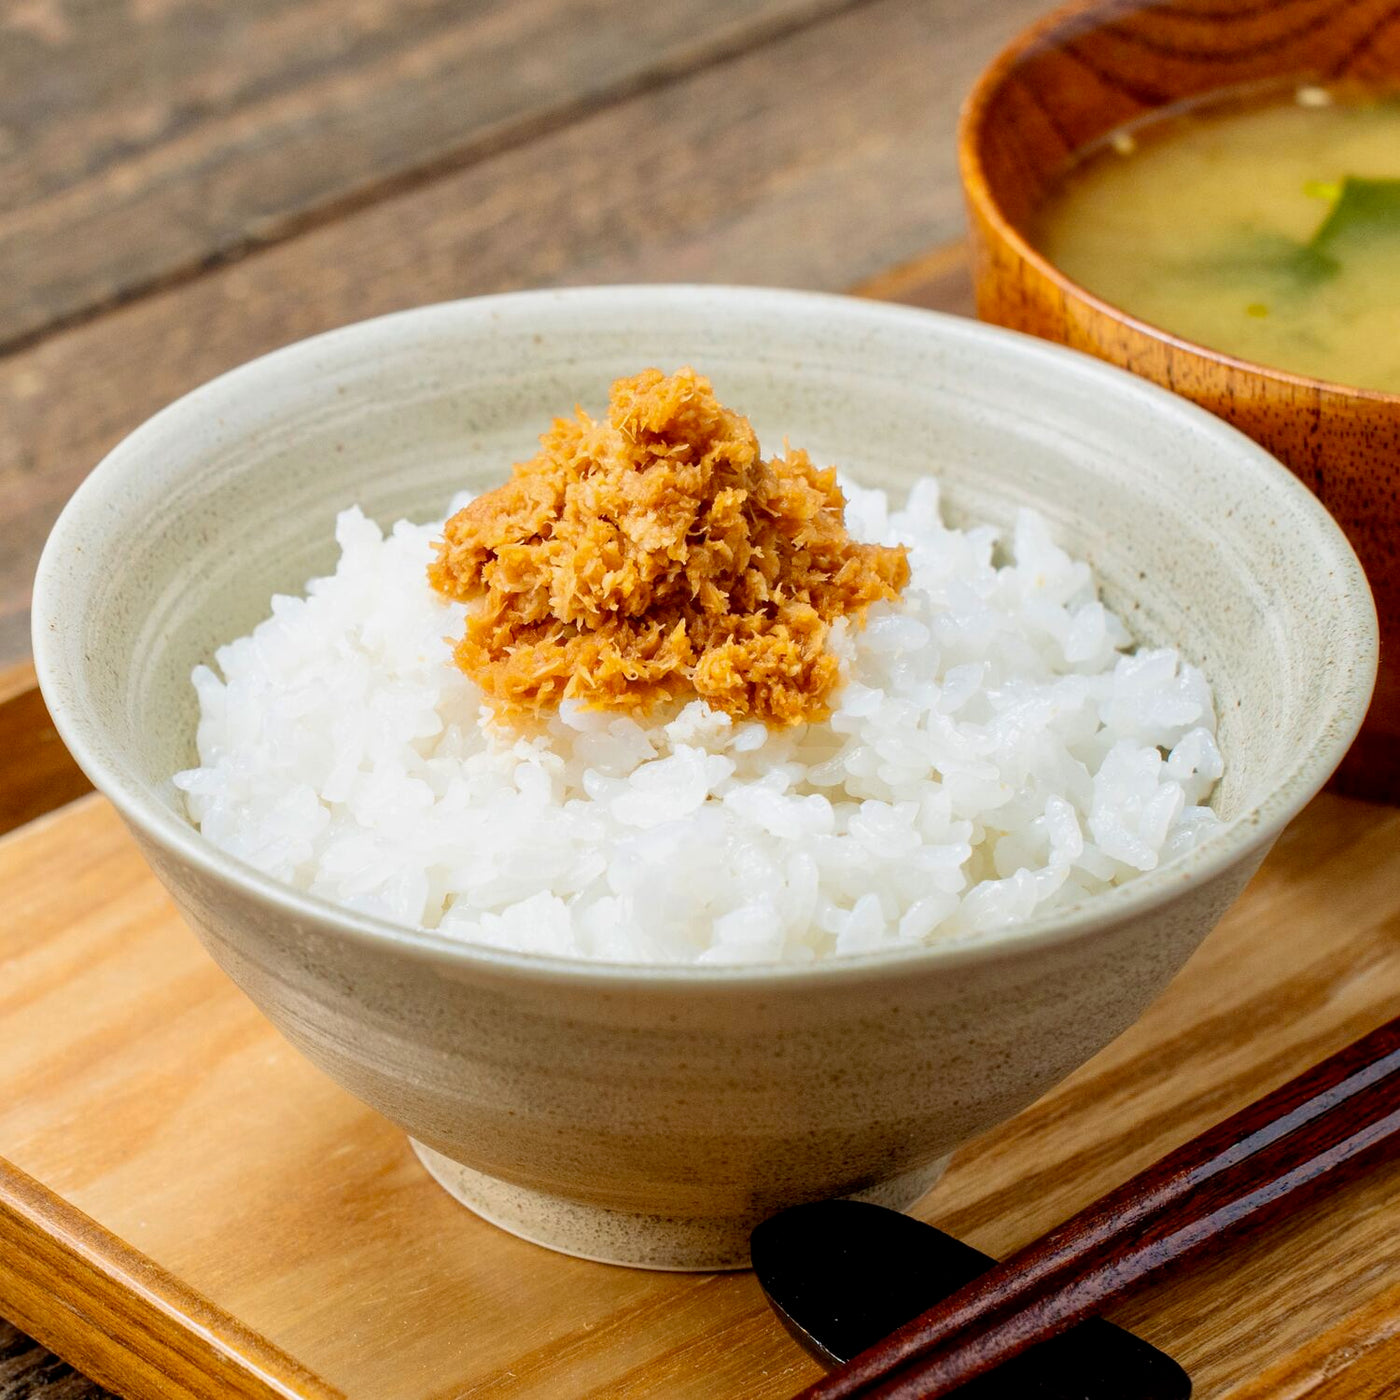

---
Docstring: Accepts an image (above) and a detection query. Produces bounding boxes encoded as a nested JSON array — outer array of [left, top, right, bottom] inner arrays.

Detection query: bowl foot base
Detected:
[[409, 1140, 951, 1272]]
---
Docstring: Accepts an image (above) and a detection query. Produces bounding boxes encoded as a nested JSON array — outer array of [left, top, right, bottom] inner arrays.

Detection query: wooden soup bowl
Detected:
[[959, 0, 1400, 801]]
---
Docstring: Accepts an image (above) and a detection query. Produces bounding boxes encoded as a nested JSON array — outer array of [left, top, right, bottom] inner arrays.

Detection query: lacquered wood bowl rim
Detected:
[[957, 0, 1400, 410]]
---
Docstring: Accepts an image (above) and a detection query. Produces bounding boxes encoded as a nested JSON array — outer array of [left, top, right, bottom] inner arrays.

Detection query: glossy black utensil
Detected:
[[751, 1200, 1190, 1399]]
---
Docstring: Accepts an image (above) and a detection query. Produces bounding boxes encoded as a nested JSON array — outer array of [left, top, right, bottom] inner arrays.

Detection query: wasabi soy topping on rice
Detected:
[[175, 372, 1223, 965]]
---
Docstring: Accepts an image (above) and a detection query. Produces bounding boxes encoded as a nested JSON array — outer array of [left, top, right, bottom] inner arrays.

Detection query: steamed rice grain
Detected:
[[174, 478, 1223, 964]]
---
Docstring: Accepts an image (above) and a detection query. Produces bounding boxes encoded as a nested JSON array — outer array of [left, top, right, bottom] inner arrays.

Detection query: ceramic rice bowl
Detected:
[[32, 287, 1376, 1270]]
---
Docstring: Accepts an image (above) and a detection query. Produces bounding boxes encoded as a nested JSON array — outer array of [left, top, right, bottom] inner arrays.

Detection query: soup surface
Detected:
[[1033, 88, 1400, 393]]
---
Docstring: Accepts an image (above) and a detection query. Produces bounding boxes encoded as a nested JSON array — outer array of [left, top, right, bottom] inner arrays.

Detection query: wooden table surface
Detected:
[[4, 3, 1394, 1399], [0, 0, 1022, 674]]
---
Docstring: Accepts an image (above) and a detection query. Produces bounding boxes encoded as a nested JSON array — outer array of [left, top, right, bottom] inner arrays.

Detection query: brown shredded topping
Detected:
[[428, 368, 910, 725]]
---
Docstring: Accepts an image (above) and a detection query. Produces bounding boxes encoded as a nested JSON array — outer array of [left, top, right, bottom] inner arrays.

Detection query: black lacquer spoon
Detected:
[[751, 1199, 1190, 1398]]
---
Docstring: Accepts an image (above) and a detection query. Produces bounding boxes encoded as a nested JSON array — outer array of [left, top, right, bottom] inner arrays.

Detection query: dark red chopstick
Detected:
[[793, 1016, 1400, 1400]]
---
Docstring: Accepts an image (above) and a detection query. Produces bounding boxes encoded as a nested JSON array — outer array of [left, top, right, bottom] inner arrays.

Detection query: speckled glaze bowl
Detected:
[[958, 0, 1400, 800], [32, 287, 1376, 1270]]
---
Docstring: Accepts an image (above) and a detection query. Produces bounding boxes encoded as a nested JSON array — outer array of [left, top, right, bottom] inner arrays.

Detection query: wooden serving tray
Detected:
[[3, 674, 1400, 1399]]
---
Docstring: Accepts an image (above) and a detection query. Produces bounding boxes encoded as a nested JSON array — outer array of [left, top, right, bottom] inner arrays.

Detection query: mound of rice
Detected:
[[175, 478, 1223, 964]]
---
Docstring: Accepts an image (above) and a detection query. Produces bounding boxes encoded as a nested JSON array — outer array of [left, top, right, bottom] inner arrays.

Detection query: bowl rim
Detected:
[[956, 0, 1400, 409], [31, 284, 1379, 989]]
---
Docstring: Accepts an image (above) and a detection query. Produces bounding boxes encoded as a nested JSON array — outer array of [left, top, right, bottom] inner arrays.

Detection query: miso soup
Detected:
[[1032, 88, 1400, 394]]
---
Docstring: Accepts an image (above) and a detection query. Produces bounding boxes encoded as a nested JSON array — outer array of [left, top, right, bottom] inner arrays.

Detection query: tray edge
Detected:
[[0, 1155, 343, 1400], [2, 662, 92, 837]]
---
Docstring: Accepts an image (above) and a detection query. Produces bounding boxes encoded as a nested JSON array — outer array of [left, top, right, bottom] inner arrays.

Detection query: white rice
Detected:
[[175, 478, 1223, 964]]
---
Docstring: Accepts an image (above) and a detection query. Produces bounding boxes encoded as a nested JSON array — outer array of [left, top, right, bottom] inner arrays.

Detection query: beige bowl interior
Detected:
[[36, 287, 1373, 921]]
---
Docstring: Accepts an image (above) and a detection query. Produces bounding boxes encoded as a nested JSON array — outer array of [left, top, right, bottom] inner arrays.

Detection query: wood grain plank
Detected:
[[1, 793, 1398, 1397], [852, 240, 976, 317], [0, 1316, 111, 1400], [0, 1165, 340, 1400], [0, 0, 862, 351], [0, 0, 1045, 671], [0, 661, 39, 707], [1227, 1278, 1400, 1400], [0, 663, 91, 838]]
